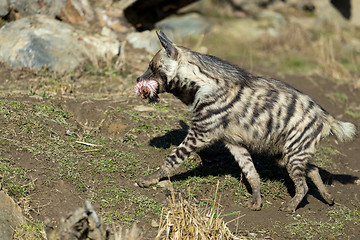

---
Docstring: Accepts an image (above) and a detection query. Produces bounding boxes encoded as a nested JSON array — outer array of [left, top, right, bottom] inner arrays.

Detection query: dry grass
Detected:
[[314, 37, 353, 82], [156, 182, 244, 240], [113, 224, 143, 240], [262, 23, 359, 82]]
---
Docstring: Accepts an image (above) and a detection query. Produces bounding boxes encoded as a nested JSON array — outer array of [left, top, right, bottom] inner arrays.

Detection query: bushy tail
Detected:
[[330, 120, 356, 142]]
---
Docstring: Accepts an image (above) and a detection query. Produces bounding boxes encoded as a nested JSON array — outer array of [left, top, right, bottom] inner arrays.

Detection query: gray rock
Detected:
[[350, 0, 360, 27], [210, 10, 285, 40], [123, 0, 198, 31], [0, 0, 9, 17], [0, 14, 120, 72], [0, 191, 26, 240], [60, 0, 95, 23], [155, 13, 212, 40], [228, 0, 274, 16], [127, 30, 160, 53], [9, 0, 66, 18], [313, 0, 349, 29]]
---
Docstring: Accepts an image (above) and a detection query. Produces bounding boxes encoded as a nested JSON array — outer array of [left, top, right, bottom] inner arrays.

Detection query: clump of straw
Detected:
[[156, 181, 244, 240]]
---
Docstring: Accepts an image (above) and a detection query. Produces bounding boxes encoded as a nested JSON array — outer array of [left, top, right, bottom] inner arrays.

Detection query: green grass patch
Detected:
[[13, 221, 47, 240], [0, 158, 34, 198], [314, 146, 338, 168], [33, 103, 72, 124], [174, 175, 220, 192], [283, 206, 360, 239], [95, 187, 162, 225], [334, 92, 348, 103], [221, 175, 287, 207], [93, 150, 141, 178], [346, 109, 360, 119]]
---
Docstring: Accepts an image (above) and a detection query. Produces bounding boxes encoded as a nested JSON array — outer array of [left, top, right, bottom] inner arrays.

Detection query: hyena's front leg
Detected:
[[226, 143, 262, 210], [137, 129, 210, 188]]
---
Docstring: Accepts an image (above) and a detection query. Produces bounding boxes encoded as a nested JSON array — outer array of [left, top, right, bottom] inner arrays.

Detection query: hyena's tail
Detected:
[[330, 118, 356, 142]]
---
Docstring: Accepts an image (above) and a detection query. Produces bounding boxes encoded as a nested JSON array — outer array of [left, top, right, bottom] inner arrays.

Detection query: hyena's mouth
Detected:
[[134, 80, 160, 103]]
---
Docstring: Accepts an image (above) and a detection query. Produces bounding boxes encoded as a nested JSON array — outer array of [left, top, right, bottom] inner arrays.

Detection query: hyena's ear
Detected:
[[156, 30, 178, 60]]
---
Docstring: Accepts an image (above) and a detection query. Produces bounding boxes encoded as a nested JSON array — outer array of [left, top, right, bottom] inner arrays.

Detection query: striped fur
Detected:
[[136, 31, 357, 212]]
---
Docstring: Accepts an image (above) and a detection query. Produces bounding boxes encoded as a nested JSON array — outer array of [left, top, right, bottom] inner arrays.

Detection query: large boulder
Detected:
[[210, 9, 285, 41], [0, 0, 9, 17], [0, 190, 26, 240], [59, 0, 95, 24], [350, 0, 360, 27], [0, 14, 120, 72], [127, 30, 160, 53], [9, 0, 65, 18], [155, 13, 212, 40], [124, 0, 198, 31]]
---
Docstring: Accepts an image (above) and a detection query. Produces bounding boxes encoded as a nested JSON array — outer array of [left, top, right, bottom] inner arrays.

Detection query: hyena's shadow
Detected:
[[150, 120, 358, 206]]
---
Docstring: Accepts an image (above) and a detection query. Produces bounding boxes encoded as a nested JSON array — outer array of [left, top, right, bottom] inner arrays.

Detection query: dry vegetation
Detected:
[[156, 182, 242, 240], [1, 4, 360, 240]]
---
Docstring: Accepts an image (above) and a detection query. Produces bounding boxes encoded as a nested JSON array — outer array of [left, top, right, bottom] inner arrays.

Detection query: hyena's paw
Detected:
[[247, 197, 262, 211], [137, 169, 164, 188], [137, 174, 159, 188], [322, 192, 335, 205], [279, 202, 297, 212]]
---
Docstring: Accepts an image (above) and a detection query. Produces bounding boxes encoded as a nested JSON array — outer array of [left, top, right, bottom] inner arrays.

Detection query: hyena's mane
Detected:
[[187, 50, 255, 87]]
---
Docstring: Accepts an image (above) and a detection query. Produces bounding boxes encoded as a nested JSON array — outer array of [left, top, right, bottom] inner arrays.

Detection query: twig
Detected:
[[75, 141, 103, 147]]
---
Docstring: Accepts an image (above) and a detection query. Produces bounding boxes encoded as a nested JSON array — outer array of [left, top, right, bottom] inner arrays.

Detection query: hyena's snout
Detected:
[[134, 77, 160, 102], [141, 85, 150, 98]]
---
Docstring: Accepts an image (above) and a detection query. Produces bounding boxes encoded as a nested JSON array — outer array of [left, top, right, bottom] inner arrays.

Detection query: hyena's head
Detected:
[[134, 31, 180, 103]]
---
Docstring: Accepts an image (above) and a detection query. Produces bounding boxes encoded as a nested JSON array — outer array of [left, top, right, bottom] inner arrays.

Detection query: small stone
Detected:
[[133, 105, 155, 112], [249, 232, 257, 238], [157, 180, 172, 189], [151, 219, 159, 228], [355, 179, 360, 185]]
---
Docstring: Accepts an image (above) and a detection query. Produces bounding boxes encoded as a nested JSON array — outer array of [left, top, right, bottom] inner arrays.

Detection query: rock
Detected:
[[350, 0, 360, 27], [256, 9, 285, 35], [228, 0, 274, 16], [151, 219, 159, 228], [133, 105, 155, 112], [0, 14, 120, 72], [46, 201, 108, 240], [312, 0, 349, 29], [95, 6, 131, 33], [0, 190, 26, 240], [127, 30, 160, 53], [124, 0, 198, 31], [0, 0, 9, 17], [157, 180, 172, 189], [155, 13, 212, 40], [46, 201, 143, 240], [59, 0, 95, 24], [9, 0, 65, 18], [210, 10, 285, 40]]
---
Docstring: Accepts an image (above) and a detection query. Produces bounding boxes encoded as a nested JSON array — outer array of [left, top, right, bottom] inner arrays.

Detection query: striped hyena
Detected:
[[134, 31, 356, 212]]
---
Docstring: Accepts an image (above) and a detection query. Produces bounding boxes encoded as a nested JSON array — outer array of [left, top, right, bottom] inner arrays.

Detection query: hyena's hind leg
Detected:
[[280, 150, 310, 212], [137, 128, 210, 188], [306, 163, 334, 205], [226, 144, 262, 210]]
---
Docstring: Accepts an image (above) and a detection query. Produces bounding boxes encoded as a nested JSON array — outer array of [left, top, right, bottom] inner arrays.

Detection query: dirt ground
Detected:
[[1, 40, 359, 239]]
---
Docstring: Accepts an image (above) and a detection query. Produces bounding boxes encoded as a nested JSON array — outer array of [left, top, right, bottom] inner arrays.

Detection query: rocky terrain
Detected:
[[0, 0, 359, 239]]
